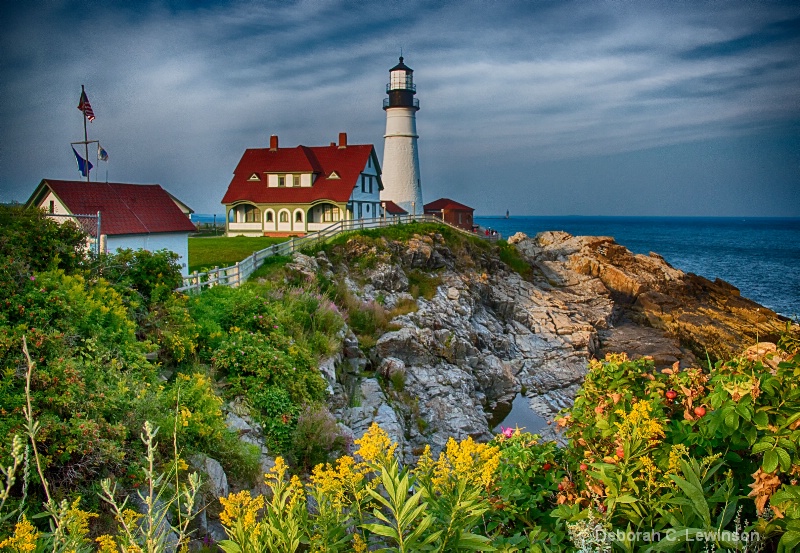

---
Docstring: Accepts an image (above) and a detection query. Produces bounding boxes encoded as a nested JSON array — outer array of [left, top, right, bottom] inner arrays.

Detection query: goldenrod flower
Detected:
[[354, 423, 396, 463], [96, 534, 118, 553], [0, 515, 39, 552]]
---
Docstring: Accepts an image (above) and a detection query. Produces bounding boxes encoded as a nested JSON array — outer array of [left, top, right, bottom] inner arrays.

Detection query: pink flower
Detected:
[[501, 426, 514, 439]]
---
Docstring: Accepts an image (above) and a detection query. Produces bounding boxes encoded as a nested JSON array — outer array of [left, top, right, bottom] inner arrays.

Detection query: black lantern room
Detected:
[[384, 56, 419, 111]]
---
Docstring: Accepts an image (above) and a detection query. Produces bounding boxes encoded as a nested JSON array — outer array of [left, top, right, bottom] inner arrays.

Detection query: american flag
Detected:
[[78, 89, 95, 122]]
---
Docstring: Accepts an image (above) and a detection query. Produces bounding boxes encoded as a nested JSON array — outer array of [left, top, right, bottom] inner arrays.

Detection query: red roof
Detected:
[[383, 200, 408, 215], [221, 141, 380, 205], [30, 180, 196, 235], [424, 198, 474, 212]]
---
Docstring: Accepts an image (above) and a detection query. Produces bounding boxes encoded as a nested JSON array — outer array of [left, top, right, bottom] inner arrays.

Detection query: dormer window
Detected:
[[248, 173, 260, 181], [278, 176, 285, 187], [293, 175, 300, 187], [329, 171, 340, 180]]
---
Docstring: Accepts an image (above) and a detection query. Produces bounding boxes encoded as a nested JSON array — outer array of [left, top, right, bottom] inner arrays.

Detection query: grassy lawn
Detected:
[[188, 236, 287, 273]]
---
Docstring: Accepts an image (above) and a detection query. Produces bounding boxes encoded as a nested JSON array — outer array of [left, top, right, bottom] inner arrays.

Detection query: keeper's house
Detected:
[[221, 133, 383, 237], [27, 179, 196, 273]]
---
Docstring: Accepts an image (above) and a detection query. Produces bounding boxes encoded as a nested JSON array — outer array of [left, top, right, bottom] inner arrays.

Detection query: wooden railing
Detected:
[[176, 214, 498, 294]]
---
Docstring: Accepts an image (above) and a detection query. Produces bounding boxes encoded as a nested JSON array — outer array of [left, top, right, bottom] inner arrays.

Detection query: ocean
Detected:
[[475, 216, 800, 319]]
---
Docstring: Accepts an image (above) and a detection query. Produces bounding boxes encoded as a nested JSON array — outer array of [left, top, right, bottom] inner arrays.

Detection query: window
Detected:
[[293, 175, 300, 187], [248, 173, 260, 181], [366, 204, 370, 213], [458, 213, 462, 225], [265, 211, 274, 223], [242, 205, 260, 222], [49, 200, 55, 213], [333, 207, 340, 221], [295, 211, 303, 223], [278, 176, 285, 187], [369, 177, 373, 194], [361, 175, 366, 193], [280, 211, 288, 223], [358, 203, 362, 218]]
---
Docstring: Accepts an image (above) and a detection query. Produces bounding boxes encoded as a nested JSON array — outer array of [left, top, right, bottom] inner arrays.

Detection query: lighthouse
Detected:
[[381, 56, 423, 216]]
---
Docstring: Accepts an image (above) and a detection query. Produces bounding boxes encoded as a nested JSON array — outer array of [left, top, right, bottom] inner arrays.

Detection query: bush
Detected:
[[92, 248, 183, 306], [290, 405, 347, 472]]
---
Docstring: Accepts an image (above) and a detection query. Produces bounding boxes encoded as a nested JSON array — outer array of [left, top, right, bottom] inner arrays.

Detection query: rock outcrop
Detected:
[[317, 229, 789, 460]]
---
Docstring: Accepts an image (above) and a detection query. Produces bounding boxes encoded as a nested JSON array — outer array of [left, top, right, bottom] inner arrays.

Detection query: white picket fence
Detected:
[[176, 214, 498, 294]]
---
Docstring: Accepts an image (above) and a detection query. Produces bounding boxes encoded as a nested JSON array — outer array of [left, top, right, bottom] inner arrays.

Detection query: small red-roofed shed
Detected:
[[424, 198, 474, 231], [27, 179, 195, 273]]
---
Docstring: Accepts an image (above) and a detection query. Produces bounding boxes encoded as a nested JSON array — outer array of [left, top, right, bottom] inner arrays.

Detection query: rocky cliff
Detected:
[[286, 228, 790, 461]]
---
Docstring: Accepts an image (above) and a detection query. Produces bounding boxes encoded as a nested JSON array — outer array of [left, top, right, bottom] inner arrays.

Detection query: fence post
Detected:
[[192, 271, 199, 294], [235, 261, 240, 287], [213, 266, 219, 287]]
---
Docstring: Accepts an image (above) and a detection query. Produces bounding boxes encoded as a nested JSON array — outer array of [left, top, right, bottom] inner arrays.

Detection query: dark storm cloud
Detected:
[[1, 0, 798, 216]]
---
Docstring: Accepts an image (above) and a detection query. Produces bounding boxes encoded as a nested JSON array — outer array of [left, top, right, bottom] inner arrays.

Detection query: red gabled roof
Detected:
[[383, 200, 408, 215], [424, 198, 474, 212], [221, 141, 379, 205], [32, 180, 196, 236]]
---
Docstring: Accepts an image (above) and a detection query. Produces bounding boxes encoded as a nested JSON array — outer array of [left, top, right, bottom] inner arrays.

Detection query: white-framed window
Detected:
[[242, 204, 260, 222], [293, 175, 300, 187], [278, 176, 285, 187], [280, 211, 289, 223], [295, 211, 303, 223], [265, 210, 274, 223]]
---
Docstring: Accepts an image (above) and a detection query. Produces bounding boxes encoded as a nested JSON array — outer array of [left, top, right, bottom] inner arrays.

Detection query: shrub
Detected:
[[92, 248, 183, 306], [290, 404, 347, 472]]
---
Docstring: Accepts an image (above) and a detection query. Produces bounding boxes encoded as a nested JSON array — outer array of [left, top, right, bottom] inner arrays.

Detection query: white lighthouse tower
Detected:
[[381, 56, 423, 216]]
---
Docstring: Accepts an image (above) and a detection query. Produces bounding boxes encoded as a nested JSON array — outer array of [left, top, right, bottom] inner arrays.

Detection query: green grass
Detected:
[[188, 236, 287, 272]]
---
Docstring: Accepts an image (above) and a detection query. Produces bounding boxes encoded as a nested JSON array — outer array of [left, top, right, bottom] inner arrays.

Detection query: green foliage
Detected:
[[407, 269, 442, 300], [92, 248, 183, 305], [0, 204, 87, 275], [290, 405, 348, 473], [497, 240, 534, 280]]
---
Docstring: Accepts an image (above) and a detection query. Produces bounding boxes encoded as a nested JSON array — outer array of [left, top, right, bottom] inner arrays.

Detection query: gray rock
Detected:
[[190, 454, 229, 498]]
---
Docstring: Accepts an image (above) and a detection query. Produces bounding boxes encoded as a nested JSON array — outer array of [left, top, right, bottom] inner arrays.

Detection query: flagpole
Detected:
[[82, 85, 90, 182]]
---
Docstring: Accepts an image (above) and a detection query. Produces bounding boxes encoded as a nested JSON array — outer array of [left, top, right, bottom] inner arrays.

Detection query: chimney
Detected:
[[269, 135, 279, 151], [338, 132, 347, 149]]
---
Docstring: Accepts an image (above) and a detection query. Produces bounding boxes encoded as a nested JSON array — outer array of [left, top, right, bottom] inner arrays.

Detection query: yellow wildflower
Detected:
[[96, 535, 118, 553], [352, 533, 368, 553], [354, 423, 397, 463], [667, 444, 689, 475], [422, 436, 500, 492], [219, 490, 264, 529], [615, 401, 665, 445], [287, 474, 305, 510], [0, 515, 39, 552]]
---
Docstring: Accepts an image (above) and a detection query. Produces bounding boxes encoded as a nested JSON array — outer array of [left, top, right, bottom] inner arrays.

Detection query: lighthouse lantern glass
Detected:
[[390, 70, 411, 90]]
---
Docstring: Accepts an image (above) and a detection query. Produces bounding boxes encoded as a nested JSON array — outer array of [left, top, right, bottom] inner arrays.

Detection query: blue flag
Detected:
[[98, 144, 109, 161], [72, 147, 93, 176]]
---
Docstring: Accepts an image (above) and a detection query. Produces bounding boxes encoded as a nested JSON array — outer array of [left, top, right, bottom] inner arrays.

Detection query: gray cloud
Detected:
[[1, 0, 798, 216]]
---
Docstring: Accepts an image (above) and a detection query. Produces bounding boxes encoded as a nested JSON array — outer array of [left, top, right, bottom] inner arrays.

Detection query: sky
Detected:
[[1, 0, 798, 217]]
